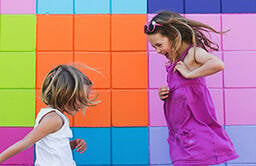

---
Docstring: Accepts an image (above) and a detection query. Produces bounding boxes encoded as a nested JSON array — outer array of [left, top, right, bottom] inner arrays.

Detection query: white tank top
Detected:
[[34, 107, 76, 166]]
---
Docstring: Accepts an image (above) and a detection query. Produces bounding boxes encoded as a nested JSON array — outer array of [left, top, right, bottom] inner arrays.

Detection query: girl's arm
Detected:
[[0, 112, 63, 163], [175, 47, 224, 79]]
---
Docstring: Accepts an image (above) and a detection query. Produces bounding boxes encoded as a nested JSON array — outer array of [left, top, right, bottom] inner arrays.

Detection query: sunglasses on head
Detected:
[[144, 21, 163, 33]]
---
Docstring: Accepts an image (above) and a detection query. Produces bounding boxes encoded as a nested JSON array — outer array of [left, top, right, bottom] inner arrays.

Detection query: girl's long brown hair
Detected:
[[145, 11, 228, 59]]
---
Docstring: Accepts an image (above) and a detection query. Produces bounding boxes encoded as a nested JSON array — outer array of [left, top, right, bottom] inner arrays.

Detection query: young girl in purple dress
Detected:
[[144, 11, 239, 165]]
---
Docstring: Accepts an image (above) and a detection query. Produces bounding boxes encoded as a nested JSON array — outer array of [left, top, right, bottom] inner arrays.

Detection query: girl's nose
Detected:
[[156, 48, 161, 53]]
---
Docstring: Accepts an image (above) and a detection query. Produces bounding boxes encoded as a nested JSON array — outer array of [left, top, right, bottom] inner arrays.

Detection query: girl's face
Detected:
[[147, 33, 173, 60]]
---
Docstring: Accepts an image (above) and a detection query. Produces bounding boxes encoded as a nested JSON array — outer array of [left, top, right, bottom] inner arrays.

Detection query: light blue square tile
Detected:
[[226, 125, 256, 163], [37, 0, 73, 14], [74, 0, 110, 14], [112, 0, 147, 14]]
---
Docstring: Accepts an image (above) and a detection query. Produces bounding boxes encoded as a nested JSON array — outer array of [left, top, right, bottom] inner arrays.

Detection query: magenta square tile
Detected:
[[149, 89, 167, 126], [148, 51, 168, 88], [222, 14, 256, 51], [224, 51, 256, 87], [0, 127, 34, 164], [1, 0, 36, 14], [209, 88, 224, 126], [206, 51, 223, 88], [185, 14, 222, 50], [225, 89, 256, 125]]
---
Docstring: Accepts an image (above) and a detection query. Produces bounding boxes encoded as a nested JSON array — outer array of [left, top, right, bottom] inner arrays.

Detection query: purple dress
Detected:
[[164, 46, 239, 165]]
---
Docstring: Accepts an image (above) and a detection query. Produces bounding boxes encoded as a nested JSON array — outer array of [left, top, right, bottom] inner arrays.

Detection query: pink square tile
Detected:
[[147, 14, 157, 51], [206, 51, 223, 88], [222, 14, 256, 50], [1, 0, 36, 14], [209, 89, 224, 126], [0, 127, 34, 164], [148, 51, 168, 88], [225, 89, 256, 125], [149, 89, 167, 126], [224, 51, 256, 87], [147, 14, 156, 23], [185, 14, 222, 50]]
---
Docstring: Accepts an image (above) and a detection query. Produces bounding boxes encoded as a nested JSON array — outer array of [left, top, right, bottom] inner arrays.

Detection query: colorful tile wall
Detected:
[[0, 0, 255, 165]]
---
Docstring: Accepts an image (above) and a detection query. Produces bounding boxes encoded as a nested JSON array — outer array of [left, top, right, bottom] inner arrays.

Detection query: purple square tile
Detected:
[[185, 14, 222, 50], [223, 14, 256, 51], [206, 51, 223, 88], [209, 88, 224, 126], [1, 0, 36, 14], [0, 127, 34, 164], [150, 127, 171, 164], [225, 89, 256, 125], [224, 51, 256, 87], [149, 89, 167, 126], [148, 51, 168, 89]]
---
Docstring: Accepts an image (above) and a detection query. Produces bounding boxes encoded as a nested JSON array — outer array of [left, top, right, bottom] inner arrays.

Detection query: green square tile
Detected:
[[0, 15, 36, 51], [0, 52, 35, 88], [0, 89, 35, 127]]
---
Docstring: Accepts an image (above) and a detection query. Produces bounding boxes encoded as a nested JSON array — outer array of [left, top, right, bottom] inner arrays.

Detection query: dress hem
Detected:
[[172, 153, 239, 165]]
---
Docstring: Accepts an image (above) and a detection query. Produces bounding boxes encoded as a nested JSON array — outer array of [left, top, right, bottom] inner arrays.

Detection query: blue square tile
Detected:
[[72, 127, 111, 165], [37, 0, 73, 14], [185, 0, 221, 13], [74, 0, 110, 14], [148, 0, 184, 13], [112, 127, 149, 164], [111, 0, 147, 14], [150, 127, 171, 164], [226, 125, 256, 163], [222, 0, 256, 13]]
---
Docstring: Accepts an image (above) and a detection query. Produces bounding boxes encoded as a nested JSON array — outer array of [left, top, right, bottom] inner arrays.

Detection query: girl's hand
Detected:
[[158, 86, 169, 101], [174, 61, 191, 78], [70, 139, 87, 153]]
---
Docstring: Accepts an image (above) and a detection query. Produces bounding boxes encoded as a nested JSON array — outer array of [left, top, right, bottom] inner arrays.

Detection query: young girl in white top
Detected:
[[0, 65, 98, 166]]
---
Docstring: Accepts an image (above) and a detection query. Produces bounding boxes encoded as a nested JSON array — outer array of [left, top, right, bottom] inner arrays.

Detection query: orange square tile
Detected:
[[112, 90, 148, 126], [36, 52, 73, 89], [112, 52, 148, 88], [74, 52, 110, 89], [111, 14, 147, 51], [37, 15, 73, 51], [74, 14, 110, 51], [73, 90, 111, 127], [36, 89, 74, 126]]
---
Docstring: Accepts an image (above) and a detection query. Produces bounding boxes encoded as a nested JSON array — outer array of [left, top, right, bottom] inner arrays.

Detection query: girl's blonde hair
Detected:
[[41, 64, 97, 114], [145, 11, 227, 59]]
